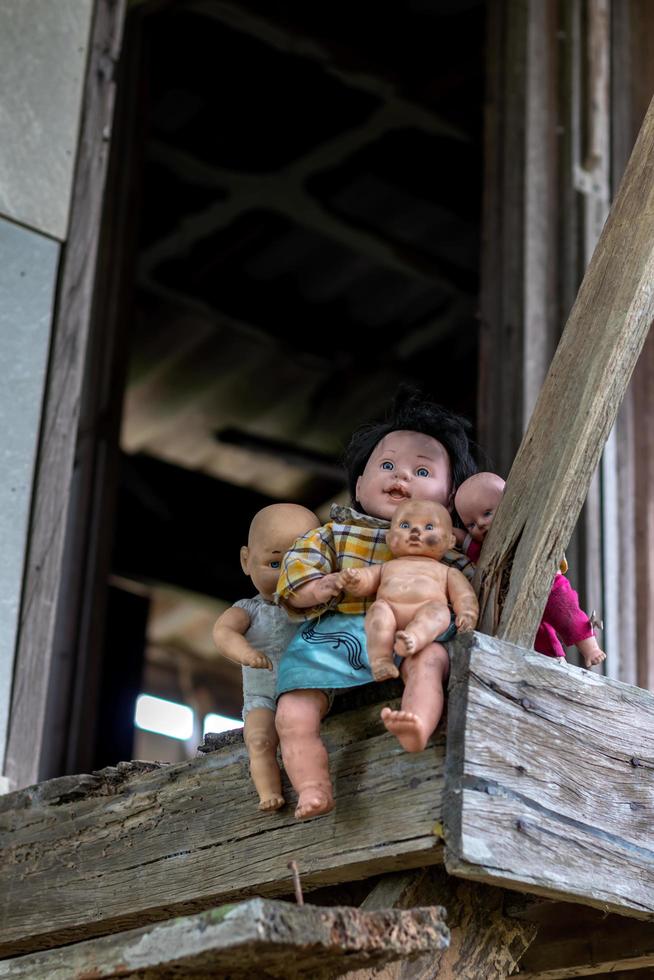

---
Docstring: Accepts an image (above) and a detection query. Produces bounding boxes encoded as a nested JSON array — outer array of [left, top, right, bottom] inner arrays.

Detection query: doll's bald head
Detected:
[[454, 472, 505, 543], [241, 503, 319, 599]]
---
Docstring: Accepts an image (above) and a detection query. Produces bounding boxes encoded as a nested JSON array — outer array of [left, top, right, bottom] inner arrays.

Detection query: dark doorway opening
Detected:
[[62, 0, 486, 773]]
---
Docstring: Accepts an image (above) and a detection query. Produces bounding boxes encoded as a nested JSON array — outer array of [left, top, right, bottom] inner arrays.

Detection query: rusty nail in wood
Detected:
[[288, 860, 304, 906]]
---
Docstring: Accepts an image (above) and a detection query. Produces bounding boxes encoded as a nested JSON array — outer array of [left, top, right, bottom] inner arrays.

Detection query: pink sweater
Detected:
[[464, 540, 593, 658]]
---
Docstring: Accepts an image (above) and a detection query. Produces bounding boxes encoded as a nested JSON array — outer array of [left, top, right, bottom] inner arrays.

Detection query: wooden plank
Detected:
[[0, 898, 449, 979], [517, 913, 654, 978], [4, 0, 126, 790], [475, 93, 654, 647], [0, 700, 445, 957], [444, 632, 654, 917], [345, 867, 536, 980]]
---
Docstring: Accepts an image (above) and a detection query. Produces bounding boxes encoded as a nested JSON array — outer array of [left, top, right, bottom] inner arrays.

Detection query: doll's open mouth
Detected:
[[387, 487, 409, 500]]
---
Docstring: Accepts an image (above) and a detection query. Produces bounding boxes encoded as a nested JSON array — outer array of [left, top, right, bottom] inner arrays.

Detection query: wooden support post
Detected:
[[444, 632, 654, 917], [0, 700, 445, 957], [478, 0, 560, 477], [344, 868, 536, 980], [475, 94, 654, 647], [4, 0, 127, 789], [0, 899, 449, 979]]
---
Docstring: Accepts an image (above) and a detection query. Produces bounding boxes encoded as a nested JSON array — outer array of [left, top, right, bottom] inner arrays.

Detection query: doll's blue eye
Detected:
[[416, 467, 429, 477], [381, 461, 394, 470], [425, 523, 434, 530], [270, 560, 281, 569], [399, 521, 410, 528]]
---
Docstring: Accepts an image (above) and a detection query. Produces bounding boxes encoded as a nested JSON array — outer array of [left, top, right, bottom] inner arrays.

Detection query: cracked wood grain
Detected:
[[0, 700, 445, 957], [444, 632, 654, 918]]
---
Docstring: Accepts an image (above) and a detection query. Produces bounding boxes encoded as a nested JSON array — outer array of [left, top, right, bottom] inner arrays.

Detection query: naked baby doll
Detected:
[[212, 503, 319, 811], [454, 472, 606, 668], [338, 499, 479, 749], [274, 387, 478, 820]]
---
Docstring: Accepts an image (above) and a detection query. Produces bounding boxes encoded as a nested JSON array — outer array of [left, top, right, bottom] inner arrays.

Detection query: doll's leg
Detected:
[[382, 642, 449, 752], [365, 598, 400, 681], [243, 707, 284, 812], [395, 601, 452, 658], [276, 689, 333, 820]]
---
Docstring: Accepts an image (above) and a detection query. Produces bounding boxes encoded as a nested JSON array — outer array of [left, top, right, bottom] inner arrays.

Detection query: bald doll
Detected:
[[337, 499, 479, 751], [213, 503, 319, 811], [454, 473, 606, 668]]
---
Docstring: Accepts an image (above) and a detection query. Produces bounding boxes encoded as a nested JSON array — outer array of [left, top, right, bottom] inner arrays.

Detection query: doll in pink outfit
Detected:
[[454, 472, 606, 668]]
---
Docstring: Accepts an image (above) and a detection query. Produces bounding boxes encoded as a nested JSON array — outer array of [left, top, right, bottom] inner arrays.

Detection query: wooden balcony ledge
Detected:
[[1, 631, 653, 969]]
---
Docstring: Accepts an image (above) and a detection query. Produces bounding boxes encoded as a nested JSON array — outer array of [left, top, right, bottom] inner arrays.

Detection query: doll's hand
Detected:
[[337, 568, 365, 596], [455, 611, 477, 632], [243, 648, 273, 670], [311, 572, 344, 603], [577, 636, 606, 668]]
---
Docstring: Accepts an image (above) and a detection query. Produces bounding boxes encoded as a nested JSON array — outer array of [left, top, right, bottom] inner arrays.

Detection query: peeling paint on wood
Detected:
[[0, 898, 449, 979]]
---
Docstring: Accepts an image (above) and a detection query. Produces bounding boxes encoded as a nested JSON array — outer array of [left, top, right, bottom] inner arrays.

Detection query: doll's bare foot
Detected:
[[295, 784, 334, 820], [371, 660, 400, 682], [577, 637, 606, 668], [394, 631, 416, 658], [259, 793, 285, 812], [381, 707, 430, 753]]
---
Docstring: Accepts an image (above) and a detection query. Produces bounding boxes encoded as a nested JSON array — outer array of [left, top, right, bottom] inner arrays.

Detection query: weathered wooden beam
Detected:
[[0, 899, 449, 979], [516, 911, 654, 978], [475, 93, 654, 647], [478, 0, 560, 476], [4, 0, 127, 790], [0, 700, 445, 957], [345, 867, 536, 980], [185, 0, 465, 143], [444, 632, 654, 918], [142, 137, 465, 295]]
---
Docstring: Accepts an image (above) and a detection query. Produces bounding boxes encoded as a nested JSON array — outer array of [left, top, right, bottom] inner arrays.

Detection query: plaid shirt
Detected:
[[276, 504, 475, 620]]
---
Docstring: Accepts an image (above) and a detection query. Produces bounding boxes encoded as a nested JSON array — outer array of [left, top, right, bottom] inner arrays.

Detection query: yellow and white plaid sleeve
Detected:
[[275, 524, 338, 619]]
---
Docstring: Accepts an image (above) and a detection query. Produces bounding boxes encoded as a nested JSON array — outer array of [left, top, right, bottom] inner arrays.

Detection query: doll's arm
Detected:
[[276, 524, 343, 615], [213, 606, 272, 670], [336, 564, 383, 597], [543, 575, 606, 668], [452, 527, 467, 547], [447, 567, 479, 632]]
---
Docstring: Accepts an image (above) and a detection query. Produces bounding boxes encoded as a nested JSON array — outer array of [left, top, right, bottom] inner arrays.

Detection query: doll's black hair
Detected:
[[343, 385, 478, 512]]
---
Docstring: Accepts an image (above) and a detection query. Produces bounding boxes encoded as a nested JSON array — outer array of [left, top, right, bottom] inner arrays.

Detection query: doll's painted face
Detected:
[[355, 430, 453, 521], [454, 472, 505, 543], [386, 500, 456, 559], [240, 503, 319, 600]]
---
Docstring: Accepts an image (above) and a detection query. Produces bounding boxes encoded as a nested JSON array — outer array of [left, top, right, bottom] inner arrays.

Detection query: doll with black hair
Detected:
[[274, 387, 477, 820]]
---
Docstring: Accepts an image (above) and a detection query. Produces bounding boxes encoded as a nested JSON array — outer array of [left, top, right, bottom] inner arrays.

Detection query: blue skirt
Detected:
[[276, 613, 371, 694], [276, 611, 456, 696]]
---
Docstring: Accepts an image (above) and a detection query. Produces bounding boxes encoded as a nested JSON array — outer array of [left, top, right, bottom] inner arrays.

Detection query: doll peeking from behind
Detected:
[[454, 472, 606, 668], [212, 503, 319, 812]]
